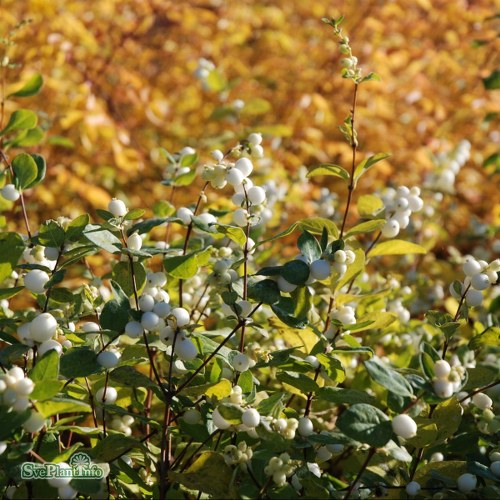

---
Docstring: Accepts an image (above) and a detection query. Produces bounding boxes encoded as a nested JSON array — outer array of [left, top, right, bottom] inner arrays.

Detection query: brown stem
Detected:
[[442, 283, 470, 357], [459, 379, 500, 403], [344, 447, 376, 499], [339, 83, 359, 239], [304, 297, 335, 416]]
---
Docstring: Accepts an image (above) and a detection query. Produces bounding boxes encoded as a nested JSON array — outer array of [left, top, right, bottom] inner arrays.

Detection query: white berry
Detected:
[[127, 233, 143, 251], [125, 321, 144, 338], [235, 158, 253, 177], [434, 359, 451, 379], [465, 289, 483, 307], [382, 219, 400, 238], [24, 269, 50, 294], [433, 379, 454, 399], [212, 407, 231, 430], [405, 481, 421, 497], [96, 386, 118, 404], [108, 198, 127, 217], [310, 259, 330, 280], [298, 417, 314, 436], [392, 414, 417, 439], [29, 313, 58, 342], [175, 338, 198, 361], [247, 186, 266, 205], [232, 353, 250, 372], [490, 461, 500, 478], [471, 273, 490, 291], [457, 473, 477, 493], [472, 392, 493, 410], [242, 408, 260, 428], [97, 350, 121, 369], [141, 311, 160, 330], [1, 184, 20, 201]]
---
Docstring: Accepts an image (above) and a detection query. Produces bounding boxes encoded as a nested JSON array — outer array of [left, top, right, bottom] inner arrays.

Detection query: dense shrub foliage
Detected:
[[0, 12, 499, 500]]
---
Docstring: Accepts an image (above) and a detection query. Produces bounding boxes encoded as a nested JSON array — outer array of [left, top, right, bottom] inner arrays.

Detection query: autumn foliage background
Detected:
[[1, 0, 498, 236]]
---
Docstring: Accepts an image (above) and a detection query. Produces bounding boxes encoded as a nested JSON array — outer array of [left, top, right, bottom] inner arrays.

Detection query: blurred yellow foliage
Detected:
[[0, 0, 498, 233]]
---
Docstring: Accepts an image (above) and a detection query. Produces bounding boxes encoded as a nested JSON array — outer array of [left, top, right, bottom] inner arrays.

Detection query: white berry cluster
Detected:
[[277, 249, 356, 294], [450, 256, 500, 307], [223, 441, 253, 468], [201, 134, 266, 229], [110, 414, 135, 436], [271, 416, 299, 440], [0, 366, 35, 412], [325, 304, 357, 339], [432, 359, 465, 398], [387, 299, 411, 323], [17, 312, 69, 357], [425, 139, 471, 194], [212, 388, 261, 433], [264, 452, 296, 487], [193, 58, 216, 90], [159, 307, 198, 362], [379, 186, 423, 238]]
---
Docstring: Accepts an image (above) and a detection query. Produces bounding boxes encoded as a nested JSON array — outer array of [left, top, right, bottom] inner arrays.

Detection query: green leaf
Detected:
[[297, 231, 321, 262], [357, 194, 385, 217], [469, 327, 500, 349], [282, 260, 310, 285], [0, 408, 31, 440], [217, 403, 244, 424], [30, 349, 59, 382], [364, 357, 413, 397], [38, 220, 66, 247], [298, 217, 339, 239], [37, 397, 92, 418], [111, 261, 147, 297], [336, 403, 392, 448], [277, 371, 319, 393], [9, 73, 44, 97], [316, 353, 345, 382], [353, 153, 391, 185], [180, 153, 198, 168], [60, 347, 102, 378], [110, 366, 156, 389], [12, 153, 38, 190], [345, 219, 385, 238], [238, 370, 254, 394], [0, 286, 24, 299], [26, 154, 47, 189], [214, 224, 247, 247], [0, 232, 25, 282], [170, 451, 235, 499], [65, 214, 90, 242], [291, 285, 313, 320], [369, 240, 427, 257], [361, 72, 381, 83], [247, 278, 281, 305], [123, 208, 145, 221], [272, 297, 308, 328], [405, 420, 438, 449], [432, 398, 463, 444], [307, 164, 350, 182], [256, 392, 285, 416], [100, 299, 130, 333], [84, 225, 122, 253], [30, 380, 64, 402], [0, 109, 37, 136], [174, 169, 197, 186], [8, 126, 44, 148], [316, 387, 377, 405], [164, 247, 211, 280], [92, 435, 142, 462], [483, 70, 500, 90]]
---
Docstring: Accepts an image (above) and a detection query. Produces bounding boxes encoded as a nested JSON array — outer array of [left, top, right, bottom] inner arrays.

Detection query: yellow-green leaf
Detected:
[[369, 240, 427, 257], [357, 194, 384, 217], [9, 73, 44, 98], [345, 219, 385, 238], [307, 164, 350, 182]]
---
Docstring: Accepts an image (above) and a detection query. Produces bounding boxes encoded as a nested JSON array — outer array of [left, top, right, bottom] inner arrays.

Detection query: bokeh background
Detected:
[[1, 0, 498, 238]]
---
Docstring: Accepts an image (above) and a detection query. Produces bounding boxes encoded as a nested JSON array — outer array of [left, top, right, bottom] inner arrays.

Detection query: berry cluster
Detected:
[[450, 256, 500, 307], [379, 186, 423, 238], [432, 359, 465, 399], [264, 452, 296, 487], [223, 442, 253, 468]]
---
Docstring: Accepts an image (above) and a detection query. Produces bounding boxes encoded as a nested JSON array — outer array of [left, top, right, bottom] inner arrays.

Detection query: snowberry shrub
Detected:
[[0, 15, 498, 500]]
